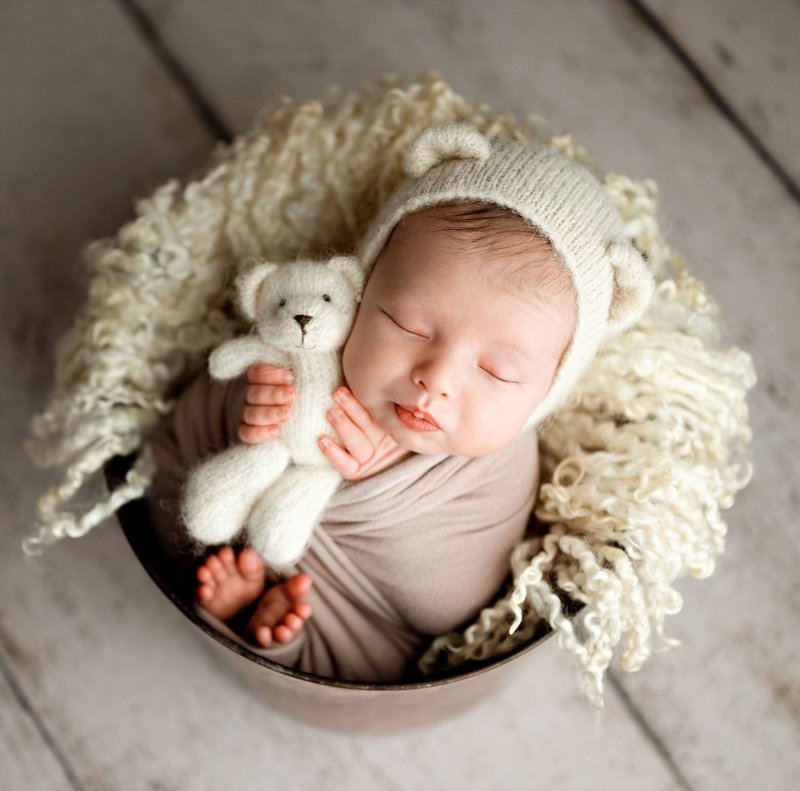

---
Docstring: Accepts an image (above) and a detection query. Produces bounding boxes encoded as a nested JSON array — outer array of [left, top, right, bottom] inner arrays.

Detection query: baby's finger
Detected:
[[242, 404, 292, 426], [245, 383, 296, 407], [332, 388, 385, 446], [238, 424, 280, 445], [246, 364, 295, 386], [327, 407, 374, 465], [318, 436, 360, 479]]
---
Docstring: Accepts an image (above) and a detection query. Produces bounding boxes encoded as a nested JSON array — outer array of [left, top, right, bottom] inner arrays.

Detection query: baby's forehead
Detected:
[[479, 239, 573, 306], [377, 203, 575, 307], [433, 224, 573, 306]]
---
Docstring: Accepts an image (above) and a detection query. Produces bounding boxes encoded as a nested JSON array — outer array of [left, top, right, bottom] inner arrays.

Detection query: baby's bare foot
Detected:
[[246, 573, 313, 648], [195, 546, 267, 621]]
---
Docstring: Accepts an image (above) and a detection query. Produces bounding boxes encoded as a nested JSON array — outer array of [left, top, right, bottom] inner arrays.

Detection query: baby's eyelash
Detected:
[[382, 309, 426, 338], [481, 367, 517, 384]]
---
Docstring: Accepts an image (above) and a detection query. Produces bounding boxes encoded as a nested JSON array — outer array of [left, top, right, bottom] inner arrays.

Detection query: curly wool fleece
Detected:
[[24, 73, 756, 710]]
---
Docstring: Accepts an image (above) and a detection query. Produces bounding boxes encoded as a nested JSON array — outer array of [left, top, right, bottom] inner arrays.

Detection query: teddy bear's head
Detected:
[[235, 255, 365, 353]]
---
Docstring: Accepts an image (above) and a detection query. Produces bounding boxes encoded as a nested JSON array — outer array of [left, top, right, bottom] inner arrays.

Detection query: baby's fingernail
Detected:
[[283, 371, 295, 383], [281, 387, 295, 401], [333, 388, 348, 402]]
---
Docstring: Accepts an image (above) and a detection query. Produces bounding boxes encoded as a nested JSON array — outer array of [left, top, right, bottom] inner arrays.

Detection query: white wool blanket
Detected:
[[24, 73, 756, 709]]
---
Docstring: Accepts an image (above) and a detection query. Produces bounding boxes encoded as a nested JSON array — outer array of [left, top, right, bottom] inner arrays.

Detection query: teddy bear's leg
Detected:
[[181, 441, 291, 546], [246, 465, 342, 570]]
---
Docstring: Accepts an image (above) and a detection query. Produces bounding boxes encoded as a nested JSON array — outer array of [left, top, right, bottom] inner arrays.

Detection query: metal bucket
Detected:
[[108, 455, 555, 732]]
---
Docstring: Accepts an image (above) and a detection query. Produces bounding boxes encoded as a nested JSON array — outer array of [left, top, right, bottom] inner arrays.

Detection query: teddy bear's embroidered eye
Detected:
[[322, 294, 331, 302], [279, 298, 287, 308]]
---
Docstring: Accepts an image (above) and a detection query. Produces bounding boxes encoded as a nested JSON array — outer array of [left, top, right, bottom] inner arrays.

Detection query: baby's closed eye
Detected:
[[479, 366, 518, 384], [380, 305, 520, 383], [380, 308, 428, 338]]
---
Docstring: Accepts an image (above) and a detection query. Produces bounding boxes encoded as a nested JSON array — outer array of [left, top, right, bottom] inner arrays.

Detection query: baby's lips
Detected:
[[397, 403, 440, 430]]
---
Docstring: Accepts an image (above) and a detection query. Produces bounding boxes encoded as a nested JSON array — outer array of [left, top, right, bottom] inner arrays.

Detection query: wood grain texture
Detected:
[[641, 0, 800, 190], [0, 660, 76, 791], [3, 0, 798, 787]]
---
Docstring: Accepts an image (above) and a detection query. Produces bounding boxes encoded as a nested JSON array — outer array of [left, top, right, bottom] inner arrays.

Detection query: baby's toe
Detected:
[[237, 548, 266, 581], [206, 554, 225, 579], [273, 624, 294, 644], [253, 625, 273, 648], [291, 602, 312, 621], [282, 613, 302, 631], [285, 573, 313, 600], [196, 565, 213, 584], [196, 583, 215, 604], [219, 546, 236, 568]]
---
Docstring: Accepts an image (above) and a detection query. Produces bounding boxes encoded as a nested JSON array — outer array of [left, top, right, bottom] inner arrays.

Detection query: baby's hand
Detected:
[[320, 387, 409, 481], [238, 364, 296, 444]]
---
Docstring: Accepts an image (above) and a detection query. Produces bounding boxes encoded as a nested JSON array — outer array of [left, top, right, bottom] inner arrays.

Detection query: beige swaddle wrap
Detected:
[[146, 369, 541, 682]]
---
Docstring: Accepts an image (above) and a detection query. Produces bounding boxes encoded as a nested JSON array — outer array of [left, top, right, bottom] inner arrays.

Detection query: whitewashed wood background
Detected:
[[2, 1, 798, 789]]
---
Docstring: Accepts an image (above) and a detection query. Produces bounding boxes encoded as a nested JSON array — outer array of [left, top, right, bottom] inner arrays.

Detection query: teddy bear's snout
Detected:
[[294, 314, 313, 331]]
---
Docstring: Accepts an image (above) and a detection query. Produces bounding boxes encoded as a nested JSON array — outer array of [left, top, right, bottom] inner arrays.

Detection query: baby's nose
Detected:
[[412, 357, 456, 398], [294, 314, 313, 330]]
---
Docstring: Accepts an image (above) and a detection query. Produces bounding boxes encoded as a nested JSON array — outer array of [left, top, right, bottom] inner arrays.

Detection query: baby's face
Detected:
[[342, 211, 576, 457]]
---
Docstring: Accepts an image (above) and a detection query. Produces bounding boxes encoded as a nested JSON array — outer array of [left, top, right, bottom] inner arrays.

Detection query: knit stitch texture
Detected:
[[180, 256, 363, 568]]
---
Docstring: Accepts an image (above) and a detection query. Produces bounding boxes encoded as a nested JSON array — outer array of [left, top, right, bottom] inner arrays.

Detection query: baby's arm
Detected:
[[240, 364, 409, 479]]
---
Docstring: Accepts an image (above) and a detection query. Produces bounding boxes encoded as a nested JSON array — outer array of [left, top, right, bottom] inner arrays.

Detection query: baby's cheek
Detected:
[[342, 326, 382, 388], [340, 339, 362, 394]]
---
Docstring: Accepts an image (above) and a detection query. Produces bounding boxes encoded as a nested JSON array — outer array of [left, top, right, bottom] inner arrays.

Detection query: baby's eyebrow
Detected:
[[488, 339, 530, 361]]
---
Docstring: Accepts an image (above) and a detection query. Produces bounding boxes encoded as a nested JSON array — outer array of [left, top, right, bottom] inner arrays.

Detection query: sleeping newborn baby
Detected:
[[146, 123, 654, 681]]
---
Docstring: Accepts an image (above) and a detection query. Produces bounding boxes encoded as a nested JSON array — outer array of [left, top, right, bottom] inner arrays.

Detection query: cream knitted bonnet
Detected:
[[357, 122, 656, 428]]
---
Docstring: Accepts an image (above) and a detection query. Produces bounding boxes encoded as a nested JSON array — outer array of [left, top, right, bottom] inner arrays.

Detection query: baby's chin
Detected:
[[392, 421, 516, 458], [382, 422, 440, 454]]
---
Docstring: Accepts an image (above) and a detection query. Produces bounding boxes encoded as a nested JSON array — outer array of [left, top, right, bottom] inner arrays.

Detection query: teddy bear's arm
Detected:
[[208, 336, 289, 381]]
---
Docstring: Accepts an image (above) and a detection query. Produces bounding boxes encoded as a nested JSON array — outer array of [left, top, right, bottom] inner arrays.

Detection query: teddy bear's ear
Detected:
[[604, 240, 655, 335], [405, 122, 492, 179], [327, 255, 365, 300], [235, 258, 279, 321]]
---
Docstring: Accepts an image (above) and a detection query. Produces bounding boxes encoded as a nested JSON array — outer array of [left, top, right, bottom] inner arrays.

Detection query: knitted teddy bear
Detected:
[[180, 255, 365, 569]]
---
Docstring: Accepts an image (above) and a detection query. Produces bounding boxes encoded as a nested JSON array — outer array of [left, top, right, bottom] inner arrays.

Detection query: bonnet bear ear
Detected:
[[405, 122, 492, 178], [327, 255, 365, 300], [235, 258, 279, 321], [604, 240, 656, 334]]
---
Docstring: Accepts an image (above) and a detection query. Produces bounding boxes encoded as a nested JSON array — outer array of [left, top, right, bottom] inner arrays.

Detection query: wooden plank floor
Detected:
[[2, 0, 798, 788]]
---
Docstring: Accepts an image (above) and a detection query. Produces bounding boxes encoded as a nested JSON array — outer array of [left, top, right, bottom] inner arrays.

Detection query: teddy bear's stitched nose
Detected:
[[294, 314, 313, 330]]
